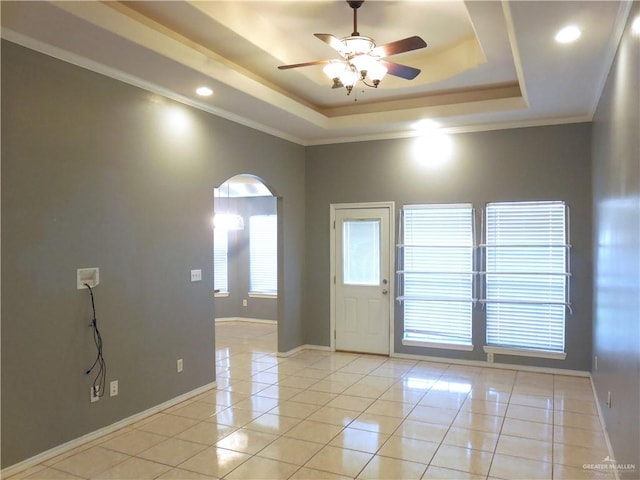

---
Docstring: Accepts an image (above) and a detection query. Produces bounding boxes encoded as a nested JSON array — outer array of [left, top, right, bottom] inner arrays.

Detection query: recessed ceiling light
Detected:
[[196, 86, 213, 97], [632, 16, 640, 37], [555, 25, 581, 44]]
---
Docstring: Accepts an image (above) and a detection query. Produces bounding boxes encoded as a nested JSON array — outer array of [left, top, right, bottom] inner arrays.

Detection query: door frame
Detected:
[[330, 201, 396, 354]]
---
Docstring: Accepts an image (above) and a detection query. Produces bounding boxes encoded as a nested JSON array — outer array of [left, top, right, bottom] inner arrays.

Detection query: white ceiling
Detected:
[[1, 1, 631, 145]]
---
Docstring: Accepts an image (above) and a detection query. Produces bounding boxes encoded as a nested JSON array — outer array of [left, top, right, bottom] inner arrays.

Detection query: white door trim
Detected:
[[329, 201, 395, 354]]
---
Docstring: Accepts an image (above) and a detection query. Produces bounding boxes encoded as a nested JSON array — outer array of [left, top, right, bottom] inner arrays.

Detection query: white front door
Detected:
[[334, 205, 392, 355]]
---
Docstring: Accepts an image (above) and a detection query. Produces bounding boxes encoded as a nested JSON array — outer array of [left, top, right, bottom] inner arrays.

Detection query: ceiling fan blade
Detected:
[[381, 60, 421, 80], [278, 59, 333, 70], [372, 36, 427, 58], [314, 33, 347, 54]]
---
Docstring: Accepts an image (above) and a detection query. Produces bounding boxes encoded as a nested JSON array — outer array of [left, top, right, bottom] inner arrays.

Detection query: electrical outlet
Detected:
[[190, 269, 202, 282], [90, 386, 100, 403], [242, 299, 248, 307], [177, 358, 184, 373], [110, 380, 118, 397], [487, 352, 494, 363], [607, 391, 612, 408]]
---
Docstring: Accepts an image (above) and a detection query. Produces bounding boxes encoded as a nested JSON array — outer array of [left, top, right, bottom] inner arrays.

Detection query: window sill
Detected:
[[483, 345, 567, 360], [214, 292, 229, 298], [402, 338, 474, 352], [248, 292, 278, 299]]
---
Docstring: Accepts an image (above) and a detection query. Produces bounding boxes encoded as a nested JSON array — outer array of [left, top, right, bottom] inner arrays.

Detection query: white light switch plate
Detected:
[[190, 269, 202, 282]]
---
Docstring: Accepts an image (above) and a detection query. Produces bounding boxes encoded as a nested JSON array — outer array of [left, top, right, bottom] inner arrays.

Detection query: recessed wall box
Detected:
[[77, 268, 100, 289]]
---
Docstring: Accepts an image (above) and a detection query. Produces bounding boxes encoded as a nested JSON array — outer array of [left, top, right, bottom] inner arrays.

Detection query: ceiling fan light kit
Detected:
[[278, 0, 427, 96]]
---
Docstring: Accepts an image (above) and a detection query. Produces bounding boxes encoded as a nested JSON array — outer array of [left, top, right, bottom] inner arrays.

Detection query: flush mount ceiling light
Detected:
[[555, 25, 581, 44], [196, 86, 213, 97], [278, 0, 427, 96]]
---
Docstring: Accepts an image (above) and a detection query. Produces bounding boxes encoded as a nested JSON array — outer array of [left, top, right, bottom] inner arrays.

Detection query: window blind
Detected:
[[401, 204, 474, 346], [250, 215, 278, 294], [484, 201, 568, 352], [213, 227, 228, 293]]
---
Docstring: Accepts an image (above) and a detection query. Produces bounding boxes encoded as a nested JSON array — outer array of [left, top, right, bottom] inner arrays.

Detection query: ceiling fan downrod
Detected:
[[347, 0, 364, 36]]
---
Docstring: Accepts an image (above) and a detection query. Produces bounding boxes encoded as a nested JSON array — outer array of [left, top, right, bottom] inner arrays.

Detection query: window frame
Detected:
[[398, 203, 476, 351], [481, 200, 570, 359], [249, 214, 278, 297], [213, 226, 229, 296]]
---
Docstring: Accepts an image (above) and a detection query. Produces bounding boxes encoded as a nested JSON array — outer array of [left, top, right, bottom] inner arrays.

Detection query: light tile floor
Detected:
[[10, 322, 614, 480]]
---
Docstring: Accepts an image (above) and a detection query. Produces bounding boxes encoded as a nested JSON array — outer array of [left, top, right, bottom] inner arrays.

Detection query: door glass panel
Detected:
[[343, 219, 380, 285]]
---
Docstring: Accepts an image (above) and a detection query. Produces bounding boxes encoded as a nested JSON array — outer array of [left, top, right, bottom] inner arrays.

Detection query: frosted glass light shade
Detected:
[[351, 54, 376, 75], [367, 61, 388, 82], [340, 67, 359, 87], [323, 61, 346, 80]]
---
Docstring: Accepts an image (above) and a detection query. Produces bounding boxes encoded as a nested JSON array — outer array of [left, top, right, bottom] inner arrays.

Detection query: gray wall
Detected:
[[305, 123, 593, 371], [592, 3, 640, 475], [215, 196, 278, 320], [5, 11, 636, 468], [1, 41, 305, 467]]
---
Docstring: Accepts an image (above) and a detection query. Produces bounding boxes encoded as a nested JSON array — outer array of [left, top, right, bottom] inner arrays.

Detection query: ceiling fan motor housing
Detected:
[[342, 36, 376, 56]]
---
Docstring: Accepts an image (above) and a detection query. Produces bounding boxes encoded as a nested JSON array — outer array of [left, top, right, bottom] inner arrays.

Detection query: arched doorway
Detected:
[[213, 174, 279, 357]]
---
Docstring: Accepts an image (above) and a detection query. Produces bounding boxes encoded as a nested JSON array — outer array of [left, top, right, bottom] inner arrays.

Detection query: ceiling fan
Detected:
[[278, 0, 427, 95]]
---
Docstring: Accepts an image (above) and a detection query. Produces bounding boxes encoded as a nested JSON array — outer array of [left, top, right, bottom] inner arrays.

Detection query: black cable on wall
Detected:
[[85, 284, 106, 397]]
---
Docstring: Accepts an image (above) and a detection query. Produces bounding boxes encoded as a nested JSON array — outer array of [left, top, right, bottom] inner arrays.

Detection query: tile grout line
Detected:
[[405, 364, 463, 476], [484, 368, 517, 479], [23, 324, 604, 480]]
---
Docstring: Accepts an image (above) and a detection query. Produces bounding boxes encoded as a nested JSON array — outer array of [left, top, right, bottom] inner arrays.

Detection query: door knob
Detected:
[[382, 289, 388, 295]]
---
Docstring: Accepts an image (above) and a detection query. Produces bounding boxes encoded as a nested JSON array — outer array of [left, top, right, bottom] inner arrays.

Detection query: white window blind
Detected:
[[250, 215, 278, 295], [400, 204, 474, 346], [484, 201, 568, 353], [213, 227, 228, 293]]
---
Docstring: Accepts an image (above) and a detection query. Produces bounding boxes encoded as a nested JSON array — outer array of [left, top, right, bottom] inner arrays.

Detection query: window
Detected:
[[484, 201, 569, 355], [400, 204, 475, 348], [343, 220, 380, 286], [249, 215, 277, 295], [213, 227, 228, 294]]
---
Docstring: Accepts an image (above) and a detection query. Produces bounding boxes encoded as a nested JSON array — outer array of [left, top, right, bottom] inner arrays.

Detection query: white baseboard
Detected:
[[1, 381, 216, 479], [590, 376, 620, 480], [215, 317, 277, 325], [278, 344, 333, 357], [275, 344, 589, 377]]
